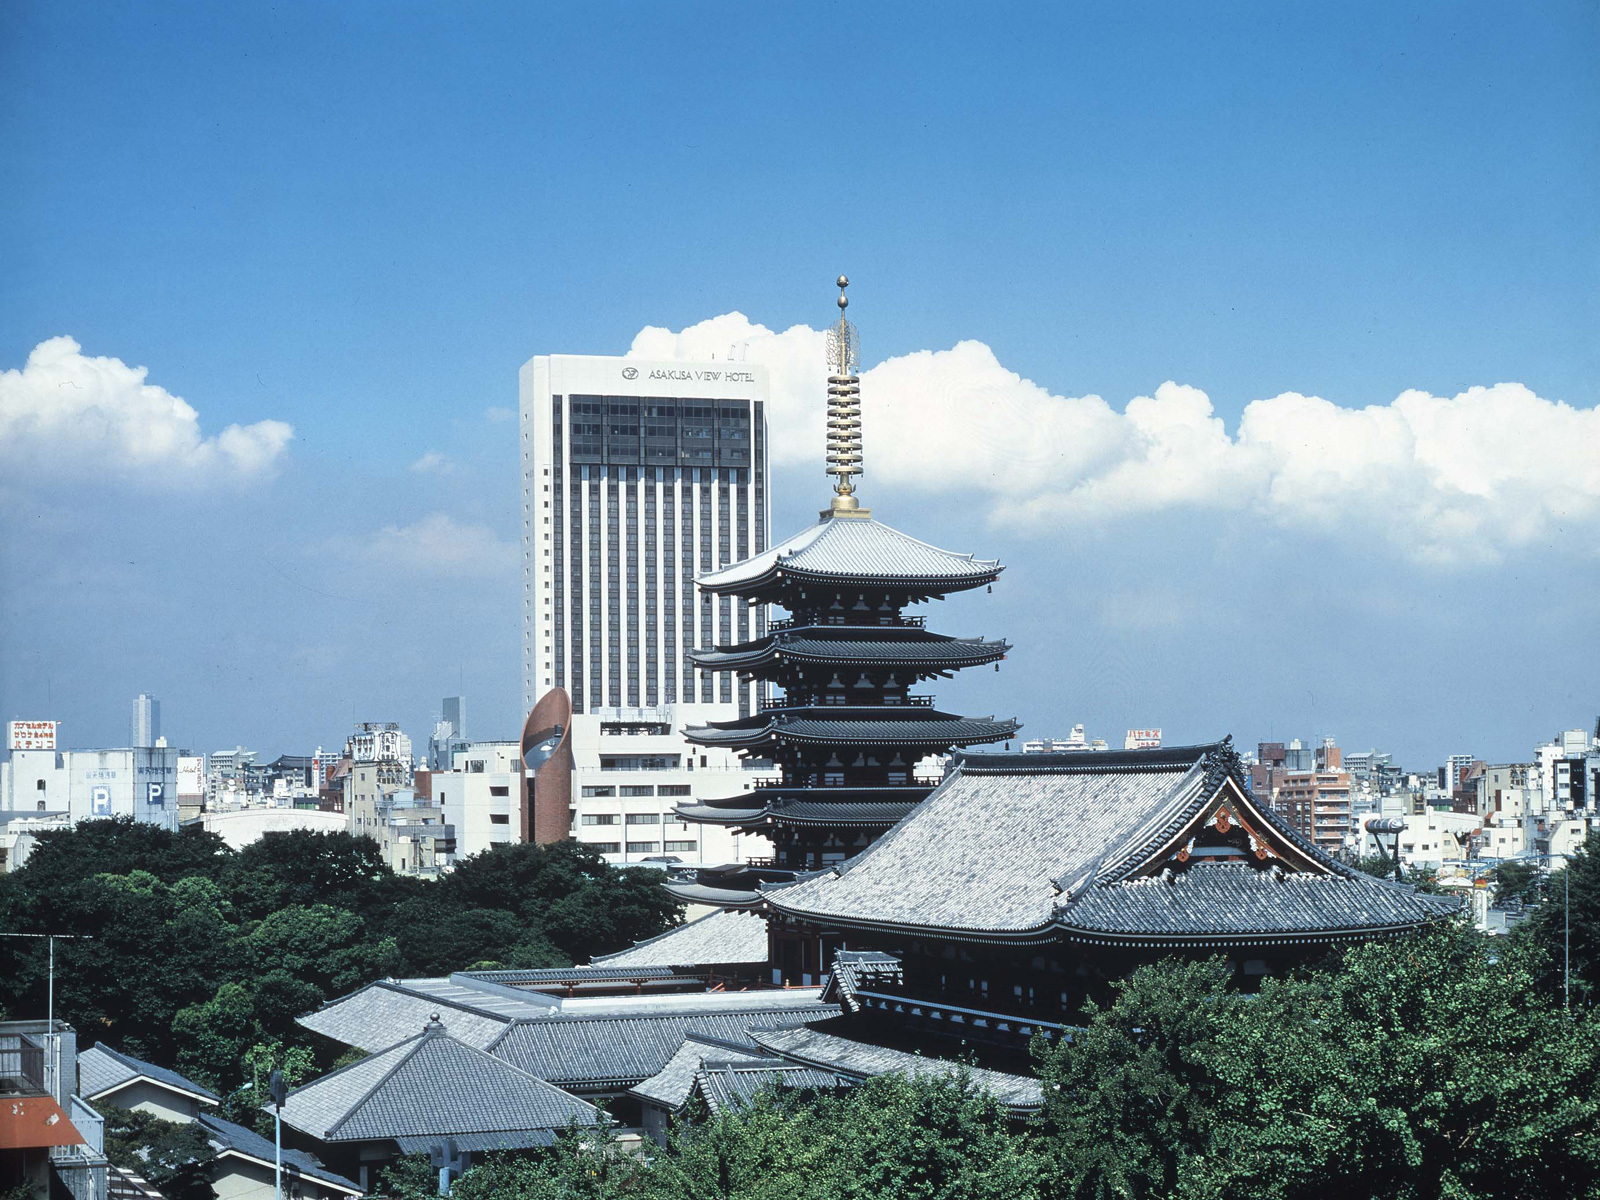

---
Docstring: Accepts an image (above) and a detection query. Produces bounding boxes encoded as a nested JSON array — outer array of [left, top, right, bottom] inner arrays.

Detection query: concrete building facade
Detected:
[[518, 353, 770, 717]]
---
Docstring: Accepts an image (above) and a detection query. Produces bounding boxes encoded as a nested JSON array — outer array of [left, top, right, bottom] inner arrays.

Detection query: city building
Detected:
[[430, 740, 523, 860], [205, 748, 257, 806], [130, 693, 161, 749], [1124, 728, 1162, 750], [428, 696, 470, 770], [518, 350, 770, 717], [667, 280, 1017, 905], [567, 708, 770, 868], [346, 785, 453, 877], [346, 722, 413, 769]]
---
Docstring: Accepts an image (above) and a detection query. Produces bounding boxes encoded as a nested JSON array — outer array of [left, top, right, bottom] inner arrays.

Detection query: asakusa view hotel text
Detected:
[[519, 354, 771, 717]]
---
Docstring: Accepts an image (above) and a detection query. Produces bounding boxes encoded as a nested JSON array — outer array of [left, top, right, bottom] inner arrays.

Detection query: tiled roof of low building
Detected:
[[694, 1059, 839, 1114], [748, 1025, 1042, 1114], [80, 1045, 220, 1105], [486, 992, 837, 1090], [277, 1021, 599, 1144], [199, 1115, 361, 1194], [297, 979, 556, 1053], [590, 909, 769, 969]]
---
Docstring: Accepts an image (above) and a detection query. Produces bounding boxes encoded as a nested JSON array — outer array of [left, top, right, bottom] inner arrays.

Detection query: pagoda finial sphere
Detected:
[[837, 275, 849, 289]]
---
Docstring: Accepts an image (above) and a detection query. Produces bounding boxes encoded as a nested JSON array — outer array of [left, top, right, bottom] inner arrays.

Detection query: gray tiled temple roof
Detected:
[[278, 1023, 599, 1143], [825, 951, 903, 1013], [297, 980, 556, 1053], [590, 909, 769, 969], [200, 1116, 362, 1194], [748, 1025, 1042, 1115], [697, 517, 1001, 594], [690, 629, 1008, 672], [767, 749, 1208, 937], [80, 1045, 220, 1105], [627, 1034, 756, 1109], [486, 993, 837, 1089], [1059, 861, 1460, 943], [684, 713, 1018, 749], [765, 741, 1457, 943], [695, 1060, 839, 1114]]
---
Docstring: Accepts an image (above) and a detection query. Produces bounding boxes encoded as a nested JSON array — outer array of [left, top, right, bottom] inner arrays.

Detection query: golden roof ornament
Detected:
[[823, 275, 869, 519]]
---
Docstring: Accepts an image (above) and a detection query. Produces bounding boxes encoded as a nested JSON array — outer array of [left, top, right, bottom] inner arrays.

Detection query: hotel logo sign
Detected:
[[8, 720, 57, 751], [621, 366, 639, 380]]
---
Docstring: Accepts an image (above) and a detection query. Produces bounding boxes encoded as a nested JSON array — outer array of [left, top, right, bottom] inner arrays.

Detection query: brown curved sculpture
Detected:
[[519, 687, 573, 845]]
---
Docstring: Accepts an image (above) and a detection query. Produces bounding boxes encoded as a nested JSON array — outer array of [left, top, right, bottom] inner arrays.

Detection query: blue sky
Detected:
[[2, 1, 1596, 769]]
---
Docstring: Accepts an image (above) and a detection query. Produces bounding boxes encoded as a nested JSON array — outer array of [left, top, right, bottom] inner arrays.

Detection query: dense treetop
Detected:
[[0, 819, 682, 1095]]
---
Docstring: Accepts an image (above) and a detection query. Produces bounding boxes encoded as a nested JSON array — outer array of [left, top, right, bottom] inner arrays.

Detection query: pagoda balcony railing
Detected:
[[768, 615, 926, 632], [759, 694, 936, 712], [851, 977, 1071, 1030]]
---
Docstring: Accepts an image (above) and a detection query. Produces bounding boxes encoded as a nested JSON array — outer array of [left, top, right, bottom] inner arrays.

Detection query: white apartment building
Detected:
[[569, 706, 771, 868], [518, 354, 770, 717], [347, 722, 413, 766], [432, 741, 522, 861], [2, 744, 178, 830]]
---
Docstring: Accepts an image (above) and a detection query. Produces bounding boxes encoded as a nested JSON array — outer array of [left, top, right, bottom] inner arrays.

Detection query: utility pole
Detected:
[[269, 1070, 288, 1200]]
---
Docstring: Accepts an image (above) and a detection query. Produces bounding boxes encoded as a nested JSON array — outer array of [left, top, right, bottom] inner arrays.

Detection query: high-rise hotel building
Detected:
[[519, 354, 770, 718]]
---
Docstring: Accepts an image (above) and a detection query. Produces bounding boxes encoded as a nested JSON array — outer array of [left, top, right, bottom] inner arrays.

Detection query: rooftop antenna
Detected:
[[0, 931, 91, 1102], [824, 275, 868, 519]]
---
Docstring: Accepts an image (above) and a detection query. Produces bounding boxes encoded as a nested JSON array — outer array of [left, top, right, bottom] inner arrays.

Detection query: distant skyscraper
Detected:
[[442, 696, 466, 741], [131, 693, 161, 748], [518, 354, 770, 716]]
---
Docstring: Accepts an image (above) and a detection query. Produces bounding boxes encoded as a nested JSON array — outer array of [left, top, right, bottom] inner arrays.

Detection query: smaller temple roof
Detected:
[[696, 516, 1001, 597], [589, 909, 769, 970], [277, 1020, 600, 1144], [80, 1044, 220, 1106], [1058, 860, 1459, 944], [748, 1025, 1042, 1115], [200, 1116, 362, 1196], [298, 979, 556, 1053], [485, 992, 838, 1090]]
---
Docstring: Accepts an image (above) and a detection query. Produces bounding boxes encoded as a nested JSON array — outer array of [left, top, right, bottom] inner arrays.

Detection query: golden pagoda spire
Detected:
[[823, 275, 869, 518]]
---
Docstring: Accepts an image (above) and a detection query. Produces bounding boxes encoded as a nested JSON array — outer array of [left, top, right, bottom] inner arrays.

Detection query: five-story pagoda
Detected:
[[667, 279, 1019, 908]]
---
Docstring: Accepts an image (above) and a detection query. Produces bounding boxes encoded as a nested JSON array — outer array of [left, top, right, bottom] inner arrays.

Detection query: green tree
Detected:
[[1492, 859, 1538, 904], [100, 1104, 217, 1200], [1034, 957, 1240, 1200], [1522, 833, 1600, 1009]]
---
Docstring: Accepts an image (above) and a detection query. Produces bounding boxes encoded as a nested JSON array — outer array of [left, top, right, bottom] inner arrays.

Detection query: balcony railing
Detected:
[[758, 694, 936, 712], [768, 615, 927, 632], [0, 1032, 46, 1094]]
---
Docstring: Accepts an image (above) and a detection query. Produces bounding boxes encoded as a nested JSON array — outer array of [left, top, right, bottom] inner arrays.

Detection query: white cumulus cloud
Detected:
[[628, 313, 1600, 566], [353, 512, 518, 577], [0, 336, 293, 485], [409, 450, 454, 474]]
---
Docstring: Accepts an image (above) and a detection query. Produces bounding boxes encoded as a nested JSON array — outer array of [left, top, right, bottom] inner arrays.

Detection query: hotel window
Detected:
[[490, 814, 509, 825], [581, 786, 616, 797], [591, 842, 621, 854], [626, 841, 659, 854], [582, 814, 618, 826], [658, 784, 691, 796], [620, 785, 655, 797], [625, 813, 660, 825], [664, 840, 697, 852]]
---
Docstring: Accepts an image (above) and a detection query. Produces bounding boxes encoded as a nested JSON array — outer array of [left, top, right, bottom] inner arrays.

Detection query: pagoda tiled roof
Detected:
[[696, 516, 1001, 596], [689, 627, 1008, 673], [683, 710, 1019, 750], [676, 798, 920, 828], [765, 741, 1459, 944]]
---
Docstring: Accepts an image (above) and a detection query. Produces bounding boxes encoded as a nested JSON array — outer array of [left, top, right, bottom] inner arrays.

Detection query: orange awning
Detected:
[[1, 1095, 86, 1150]]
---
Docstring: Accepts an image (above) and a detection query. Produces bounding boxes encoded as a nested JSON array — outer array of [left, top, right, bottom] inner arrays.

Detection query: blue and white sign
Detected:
[[92, 786, 110, 814], [147, 782, 165, 807]]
